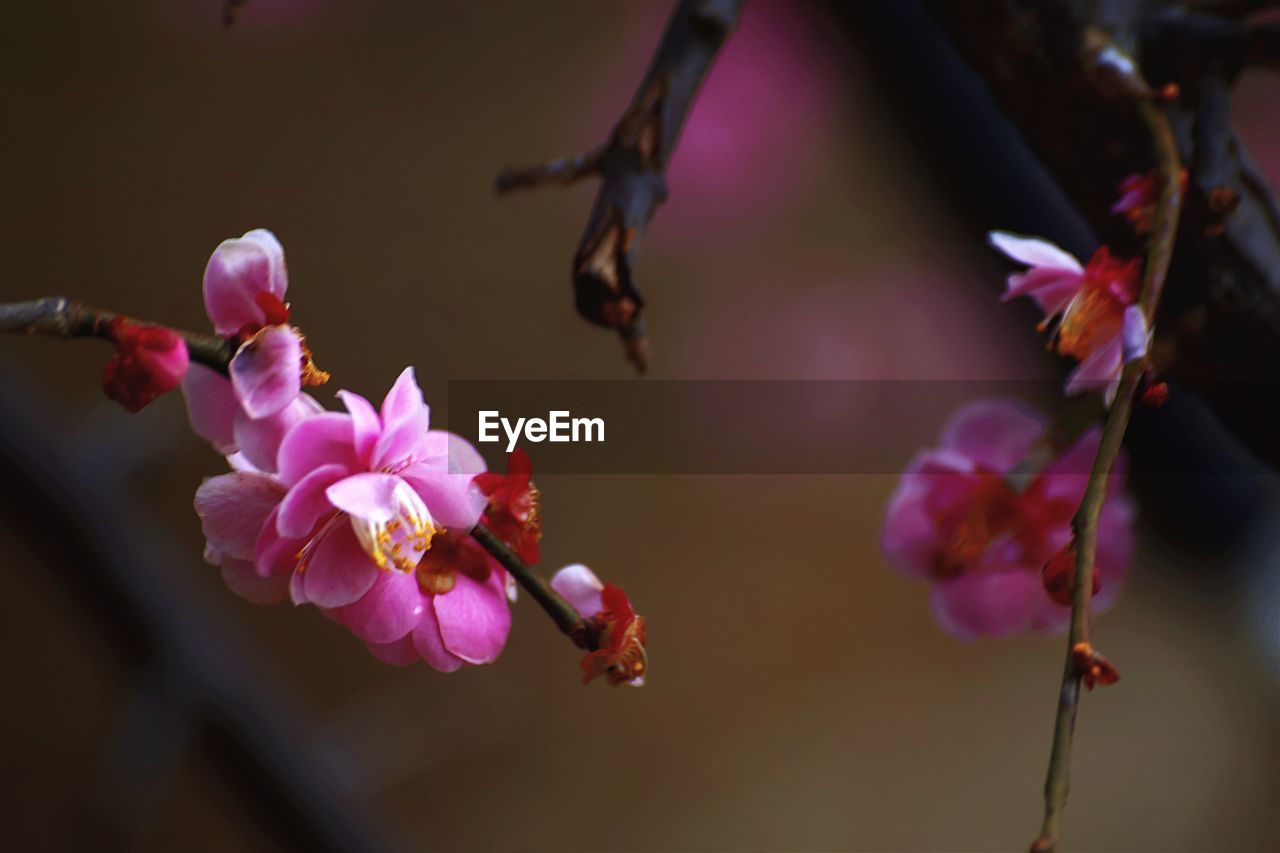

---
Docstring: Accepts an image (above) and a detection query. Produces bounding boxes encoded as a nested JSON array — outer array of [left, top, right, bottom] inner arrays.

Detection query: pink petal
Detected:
[[550, 564, 605, 618], [277, 413, 360, 486], [373, 367, 430, 469], [277, 463, 348, 539], [229, 325, 303, 419], [194, 472, 286, 561], [433, 570, 511, 665], [335, 570, 426, 644], [181, 364, 239, 453], [939, 399, 1043, 473], [929, 571, 1040, 640], [202, 229, 288, 335], [365, 635, 421, 667], [338, 390, 381, 467], [1121, 305, 1150, 363], [233, 393, 322, 474], [254, 506, 306, 577], [988, 231, 1084, 273], [1003, 268, 1083, 316], [300, 523, 378, 608], [1065, 336, 1123, 401], [325, 472, 404, 523], [420, 431, 488, 475], [411, 604, 464, 673], [400, 465, 487, 531], [220, 557, 290, 605]]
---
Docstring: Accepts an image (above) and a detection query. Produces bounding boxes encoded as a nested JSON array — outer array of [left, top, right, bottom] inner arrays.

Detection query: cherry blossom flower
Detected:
[[882, 399, 1134, 640], [990, 231, 1143, 402], [267, 367, 488, 608], [101, 318, 189, 412], [182, 229, 328, 469], [193, 368, 511, 670], [551, 564, 647, 686], [474, 448, 542, 564]]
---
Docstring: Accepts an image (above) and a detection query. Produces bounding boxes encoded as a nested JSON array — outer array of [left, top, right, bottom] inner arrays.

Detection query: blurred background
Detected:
[[0, 1, 1276, 850]]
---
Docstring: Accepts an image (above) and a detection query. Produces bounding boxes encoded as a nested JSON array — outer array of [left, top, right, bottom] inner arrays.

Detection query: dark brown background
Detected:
[[1, 2, 1276, 851]]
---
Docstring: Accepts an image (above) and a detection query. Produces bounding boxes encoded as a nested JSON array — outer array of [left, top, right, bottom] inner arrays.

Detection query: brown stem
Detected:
[[468, 523, 588, 644], [1031, 50, 1184, 853], [495, 0, 744, 372], [0, 297, 233, 374]]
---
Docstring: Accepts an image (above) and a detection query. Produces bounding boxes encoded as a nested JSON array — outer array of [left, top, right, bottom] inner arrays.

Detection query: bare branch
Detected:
[[496, 0, 744, 372]]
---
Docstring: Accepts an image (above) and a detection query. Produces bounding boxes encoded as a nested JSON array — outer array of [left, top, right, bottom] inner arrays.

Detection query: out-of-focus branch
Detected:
[[927, 0, 1280, 468], [1031, 46, 1185, 853], [0, 297, 233, 374], [496, 0, 744, 372]]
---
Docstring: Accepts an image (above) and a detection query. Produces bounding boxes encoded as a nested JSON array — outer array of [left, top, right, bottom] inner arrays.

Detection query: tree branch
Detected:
[[468, 522, 590, 646], [1032, 48, 1185, 853], [496, 0, 744, 372], [0, 297, 233, 374]]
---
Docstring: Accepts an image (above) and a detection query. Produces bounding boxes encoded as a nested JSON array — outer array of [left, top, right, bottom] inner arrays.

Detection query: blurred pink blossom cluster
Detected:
[[882, 400, 1134, 639]]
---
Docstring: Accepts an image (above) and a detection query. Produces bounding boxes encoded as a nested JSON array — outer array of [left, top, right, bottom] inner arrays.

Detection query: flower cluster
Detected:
[[882, 400, 1134, 639], [176, 229, 644, 679]]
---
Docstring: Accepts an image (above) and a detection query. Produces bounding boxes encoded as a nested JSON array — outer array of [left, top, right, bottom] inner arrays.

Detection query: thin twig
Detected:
[[469, 522, 589, 644], [496, 0, 744, 372], [1031, 50, 1184, 853], [0, 297, 233, 374]]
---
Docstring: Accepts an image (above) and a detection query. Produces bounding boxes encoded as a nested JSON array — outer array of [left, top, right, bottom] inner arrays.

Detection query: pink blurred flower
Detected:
[[101, 318, 190, 412], [990, 232, 1144, 402], [1111, 170, 1188, 234], [882, 399, 1134, 640], [551, 564, 647, 686]]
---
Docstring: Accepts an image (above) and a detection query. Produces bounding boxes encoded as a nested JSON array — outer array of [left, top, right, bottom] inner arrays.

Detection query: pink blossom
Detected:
[[193, 368, 510, 670], [182, 229, 316, 466], [551, 564, 647, 686], [989, 231, 1143, 402], [882, 399, 1134, 640]]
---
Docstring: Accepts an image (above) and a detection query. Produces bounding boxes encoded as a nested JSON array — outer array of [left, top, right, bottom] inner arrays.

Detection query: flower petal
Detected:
[[365, 635, 420, 667], [229, 325, 303, 419], [301, 523, 378, 608], [411, 604, 463, 673], [194, 472, 286, 561], [1121, 305, 1150, 363], [220, 557, 290, 605], [401, 465, 487, 531], [277, 413, 360, 486], [939, 399, 1043, 473], [988, 231, 1084, 273], [181, 364, 239, 453], [254, 506, 307, 578], [929, 570, 1040, 640], [203, 229, 288, 336], [433, 569, 511, 665], [1065, 336, 1123, 401], [233, 393, 321, 474], [335, 570, 426, 644], [550, 564, 606, 619], [325, 472, 404, 523], [276, 463, 348, 539], [373, 367, 430, 470], [338, 389, 381, 467]]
